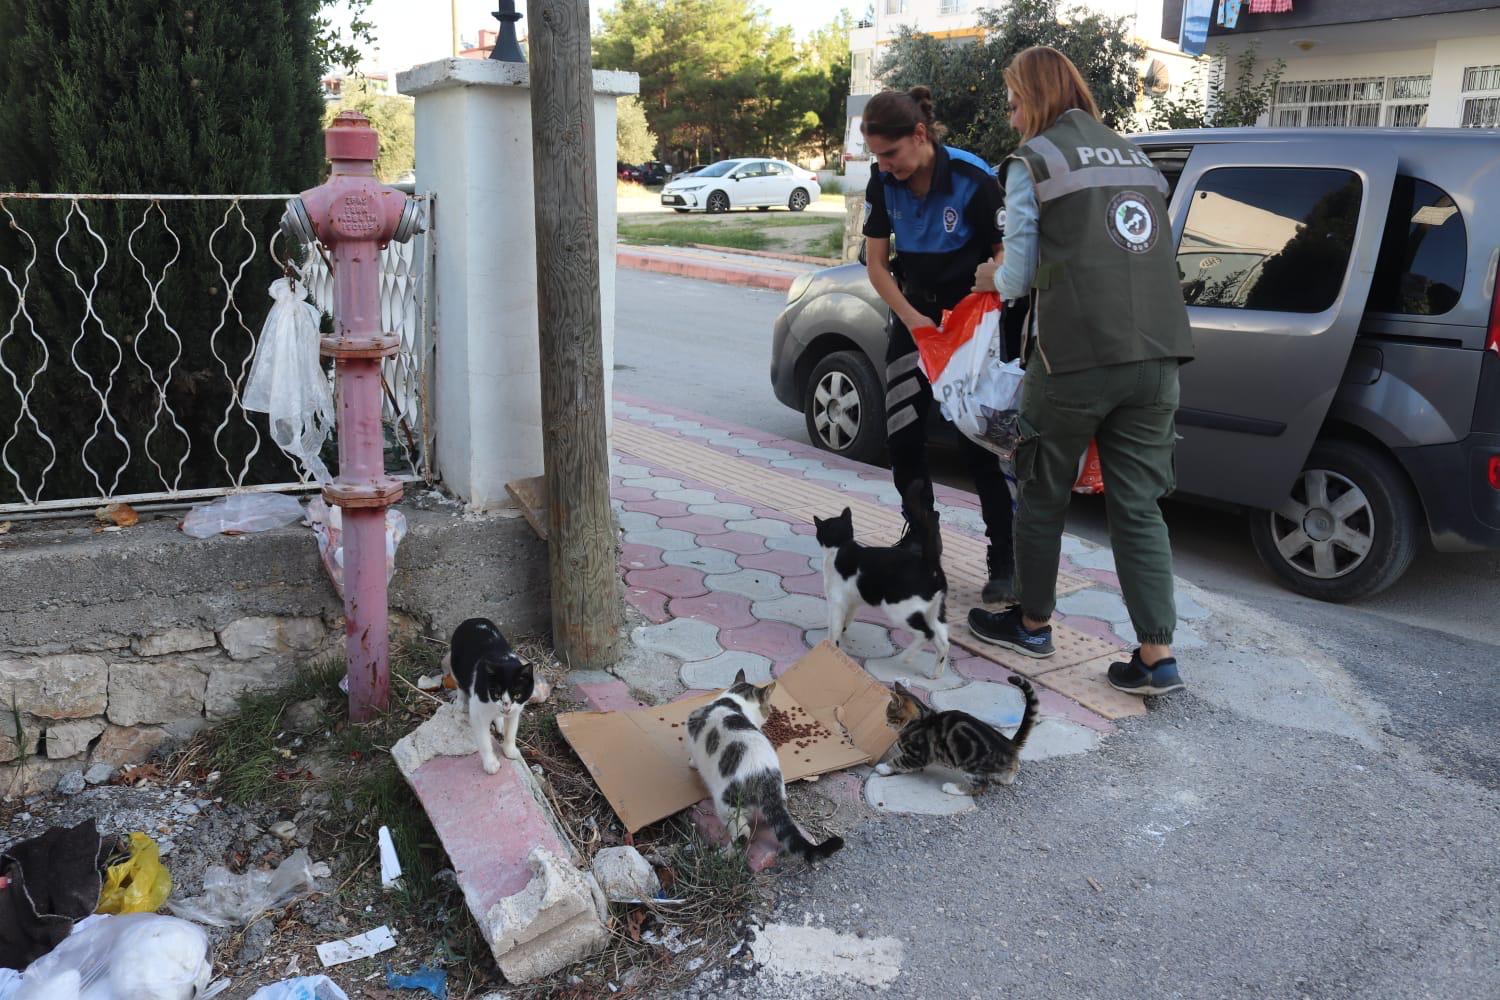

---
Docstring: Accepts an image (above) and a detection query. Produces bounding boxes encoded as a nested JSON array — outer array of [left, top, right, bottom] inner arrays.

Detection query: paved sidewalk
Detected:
[[592, 395, 1216, 817]]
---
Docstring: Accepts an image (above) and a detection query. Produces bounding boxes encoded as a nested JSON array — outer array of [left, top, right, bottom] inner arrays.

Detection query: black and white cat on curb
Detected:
[[814, 482, 951, 678], [443, 617, 548, 774], [686, 670, 844, 864], [878, 676, 1039, 796]]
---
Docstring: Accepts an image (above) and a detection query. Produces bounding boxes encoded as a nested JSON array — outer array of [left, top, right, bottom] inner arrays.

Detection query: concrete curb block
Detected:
[[617, 249, 795, 291]]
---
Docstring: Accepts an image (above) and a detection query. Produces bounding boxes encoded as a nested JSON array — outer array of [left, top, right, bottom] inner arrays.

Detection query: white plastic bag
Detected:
[[246, 978, 348, 1000], [14, 914, 211, 1000], [913, 292, 1026, 458], [244, 278, 335, 484], [304, 497, 407, 597], [180, 493, 305, 538], [167, 850, 317, 929]]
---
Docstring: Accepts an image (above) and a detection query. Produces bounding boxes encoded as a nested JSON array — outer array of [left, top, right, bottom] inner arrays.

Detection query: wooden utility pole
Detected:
[[526, 0, 621, 667]]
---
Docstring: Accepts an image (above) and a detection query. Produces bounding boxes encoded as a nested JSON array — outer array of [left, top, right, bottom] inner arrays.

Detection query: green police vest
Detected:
[[1006, 110, 1195, 375]]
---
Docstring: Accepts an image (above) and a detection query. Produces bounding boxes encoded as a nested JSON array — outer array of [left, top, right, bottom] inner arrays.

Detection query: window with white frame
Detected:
[[1460, 64, 1500, 128], [1272, 75, 1431, 128], [884, 0, 907, 14], [939, 0, 967, 14], [852, 51, 873, 94]]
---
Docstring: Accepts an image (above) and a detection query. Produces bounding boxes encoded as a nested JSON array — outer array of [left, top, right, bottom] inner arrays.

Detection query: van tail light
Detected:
[[1489, 261, 1500, 355], [1490, 456, 1500, 491]]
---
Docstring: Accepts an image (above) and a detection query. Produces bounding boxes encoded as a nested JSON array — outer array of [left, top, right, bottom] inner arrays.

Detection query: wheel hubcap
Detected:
[[813, 371, 861, 450], [1268, 468, 1374, 580]]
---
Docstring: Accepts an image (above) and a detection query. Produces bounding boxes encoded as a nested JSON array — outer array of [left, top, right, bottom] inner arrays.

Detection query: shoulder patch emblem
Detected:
[[995, 208, 1006, 234], [1106, 191, 1157, 255]]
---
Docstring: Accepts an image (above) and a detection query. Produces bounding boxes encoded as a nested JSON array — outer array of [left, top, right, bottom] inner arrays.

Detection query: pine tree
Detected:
[[0, 0, 326, 505]]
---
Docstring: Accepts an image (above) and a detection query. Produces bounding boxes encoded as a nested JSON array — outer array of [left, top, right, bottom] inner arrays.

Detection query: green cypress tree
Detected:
[[0, 0, 326, 505]]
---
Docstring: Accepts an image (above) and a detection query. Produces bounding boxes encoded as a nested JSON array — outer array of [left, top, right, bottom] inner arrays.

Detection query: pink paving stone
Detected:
[[624, 566, 709, 599], [656, 514, 730, 536], [811, 771, 867, 807], [614, 392, 783, 444], [668, 592, 758, 630], [1079, 567, 1122, 590], [721, 621, 810, 665], [782, 573, 824, 596], [620, 543, 666, 571], [572, 679, 648, 713], [749, 507, 802, 524], [1056, 613, 1131, 649], [737, 549, 818, 577], [625, 586, 671, 624], [612, 485, 656, 503], [954, 655, 1116, 734], [631, 499, 694, 518], [405, 752, 574, 908], [698, 531, 769, 556]]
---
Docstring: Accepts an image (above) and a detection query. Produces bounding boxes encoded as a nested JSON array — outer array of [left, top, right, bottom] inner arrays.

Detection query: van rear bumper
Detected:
[[1395, 431, 1500, 552]]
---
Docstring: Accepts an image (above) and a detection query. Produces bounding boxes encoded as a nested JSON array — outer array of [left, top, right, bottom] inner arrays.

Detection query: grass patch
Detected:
[[619, 222, 773, 251], [820, 176, 844, 195], [811, 227, 845, 260]]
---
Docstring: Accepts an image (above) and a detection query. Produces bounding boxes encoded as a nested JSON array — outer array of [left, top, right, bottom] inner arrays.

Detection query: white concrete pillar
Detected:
[[398, 59, 639, 510], [1430, 36, 1500, 128]]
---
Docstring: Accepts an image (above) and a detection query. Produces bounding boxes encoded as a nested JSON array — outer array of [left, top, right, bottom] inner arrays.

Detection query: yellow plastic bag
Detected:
[[96, 832, 173, 914]]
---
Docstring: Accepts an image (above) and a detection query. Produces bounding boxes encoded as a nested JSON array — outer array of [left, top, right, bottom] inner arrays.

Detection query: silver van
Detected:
[[770, 127, 1500, 601]]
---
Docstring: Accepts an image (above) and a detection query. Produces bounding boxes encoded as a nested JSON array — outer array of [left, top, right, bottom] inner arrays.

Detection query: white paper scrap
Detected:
[[316, 925, 397, 967], [377, 825, 403, 888]]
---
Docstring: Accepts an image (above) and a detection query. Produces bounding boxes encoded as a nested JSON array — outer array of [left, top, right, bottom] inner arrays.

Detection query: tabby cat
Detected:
[[686, 670, 844, 864], [876, 676, 1039, 796]]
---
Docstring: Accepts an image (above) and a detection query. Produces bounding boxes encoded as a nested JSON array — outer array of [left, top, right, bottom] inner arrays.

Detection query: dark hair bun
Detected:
[[907, 85, 934, 114]]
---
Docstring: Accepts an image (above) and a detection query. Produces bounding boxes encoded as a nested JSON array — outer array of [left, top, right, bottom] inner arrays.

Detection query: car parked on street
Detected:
[[660, 158, 821, 214], [770, 127, 1500, 601]]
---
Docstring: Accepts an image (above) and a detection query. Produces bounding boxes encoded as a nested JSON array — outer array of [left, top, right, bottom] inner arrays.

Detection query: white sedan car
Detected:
[[660, 158, 821, 214]]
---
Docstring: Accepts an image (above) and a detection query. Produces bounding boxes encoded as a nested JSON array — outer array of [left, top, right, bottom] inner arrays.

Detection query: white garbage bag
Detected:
[[13, 914, 211, 1000], [243, 278, 334, 484]]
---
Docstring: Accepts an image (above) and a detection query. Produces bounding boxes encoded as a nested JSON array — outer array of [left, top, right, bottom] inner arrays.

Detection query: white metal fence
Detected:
[[0, 192, 435, 517]]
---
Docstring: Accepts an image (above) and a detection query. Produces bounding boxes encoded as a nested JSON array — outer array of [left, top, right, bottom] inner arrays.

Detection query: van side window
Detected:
[[1369, 177, 1465, 316], [1176, 167, 1362, 313], [1141, 145, 1191, 200]]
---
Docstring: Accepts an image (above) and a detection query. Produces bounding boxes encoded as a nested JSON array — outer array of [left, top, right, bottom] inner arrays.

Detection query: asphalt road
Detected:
[[615, 268, 1500, 999]]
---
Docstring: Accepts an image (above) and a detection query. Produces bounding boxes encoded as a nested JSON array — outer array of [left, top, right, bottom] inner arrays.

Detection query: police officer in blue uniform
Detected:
[[862, 86, 1015, 601]]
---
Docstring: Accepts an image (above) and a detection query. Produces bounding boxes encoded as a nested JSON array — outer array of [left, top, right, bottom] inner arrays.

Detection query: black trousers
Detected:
[[883, 298, 1015, 566]]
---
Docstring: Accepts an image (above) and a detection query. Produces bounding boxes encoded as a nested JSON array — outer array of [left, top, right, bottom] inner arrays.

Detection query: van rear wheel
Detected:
[[1248, 439, 1420, 602]]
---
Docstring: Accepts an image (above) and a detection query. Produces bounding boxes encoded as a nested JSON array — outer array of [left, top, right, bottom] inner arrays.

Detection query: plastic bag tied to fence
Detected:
[[180, 493, 306, 538], [913, 292, 1025, 459], [304, 496, 407, 597], [243, 278, 335, 484]]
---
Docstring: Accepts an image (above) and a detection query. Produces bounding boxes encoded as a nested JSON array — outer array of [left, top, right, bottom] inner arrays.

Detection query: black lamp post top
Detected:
[[490, 1, 526, 63]]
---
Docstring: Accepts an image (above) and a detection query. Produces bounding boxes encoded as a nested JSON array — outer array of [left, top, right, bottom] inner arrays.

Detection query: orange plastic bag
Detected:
[[1074, 440, 1105, 494]]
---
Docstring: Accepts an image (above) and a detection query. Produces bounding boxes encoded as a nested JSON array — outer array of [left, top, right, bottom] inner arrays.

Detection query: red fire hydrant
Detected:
[[281, 111, 425, 722]]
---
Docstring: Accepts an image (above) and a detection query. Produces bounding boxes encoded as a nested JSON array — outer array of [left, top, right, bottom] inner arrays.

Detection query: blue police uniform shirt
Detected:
[[862, 144, 1005, 295]]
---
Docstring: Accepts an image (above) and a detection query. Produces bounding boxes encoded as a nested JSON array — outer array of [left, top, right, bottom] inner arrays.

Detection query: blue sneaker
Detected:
[[967, 606, 1055, 658], [1107, 649, 1185, 696]]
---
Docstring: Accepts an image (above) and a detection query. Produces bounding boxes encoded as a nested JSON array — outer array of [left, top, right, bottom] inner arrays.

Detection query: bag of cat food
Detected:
[[912, 292, 1025, 458]]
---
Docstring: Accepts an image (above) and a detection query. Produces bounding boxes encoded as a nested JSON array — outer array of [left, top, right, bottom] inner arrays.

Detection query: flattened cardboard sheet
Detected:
[[558, 641, 898, 832]]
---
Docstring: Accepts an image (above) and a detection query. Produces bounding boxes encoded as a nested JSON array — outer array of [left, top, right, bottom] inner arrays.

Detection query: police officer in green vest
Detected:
[[967, 47, 1196, 697]]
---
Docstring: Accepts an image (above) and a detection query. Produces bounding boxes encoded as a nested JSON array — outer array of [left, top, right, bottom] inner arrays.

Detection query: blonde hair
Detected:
[[1003, 47, 1100, 141]]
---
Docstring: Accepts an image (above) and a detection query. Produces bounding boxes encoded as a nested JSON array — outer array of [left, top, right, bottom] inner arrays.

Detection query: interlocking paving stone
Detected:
[[660, 546, 743, 575], [1176, 588, 1212, 622], [697, 531, 771, 556], [719, 621, 809, 663], [619, 543, 666, 571], [657, 488, 721, 505], [736, 518, 797, 539], [703, 568, 789, 601], [686, 501, 756, 521], [619, 475, 684, 491], [780, 572, 824, 597], [668, 592, 758, 631], [1019, 718, 1101, 760], [616, 510, 660, 532], [749, 595, 830, 630], [763, 533, 824, 557], [1069, 544, 1117, 570], [1057, 588, 1131, 625], [681, 651, 774, 689], [623, 566, 709, 599], [932, 681, 1028, 729], [631, 499, 695, 518], [656, 514, 730, 536], [862, 654, 969, 691], [737, 549, 820, 578], [630, 618, 723, 661], [621, 527, 701, 553], [805, 622, 895, 660], [624, 587, 671, 624], [865, 773, 976, 816]]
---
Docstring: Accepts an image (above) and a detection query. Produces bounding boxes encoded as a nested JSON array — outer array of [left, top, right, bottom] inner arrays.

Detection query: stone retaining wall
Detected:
[[0, 499, 550, 795]]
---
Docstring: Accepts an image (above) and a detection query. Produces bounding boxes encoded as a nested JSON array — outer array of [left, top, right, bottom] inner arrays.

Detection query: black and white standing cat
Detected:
[[686, 670, 844, 864], [877, 676, 1039, 795], [813, 484, 950, 677], [444, 618, 536, 774]]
